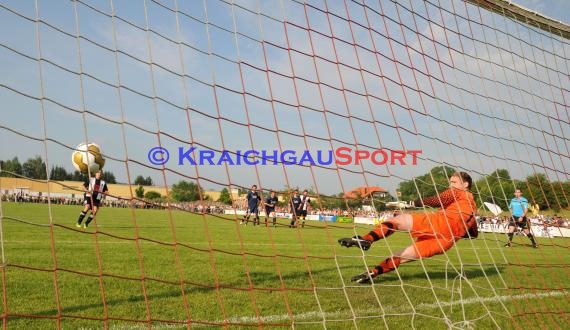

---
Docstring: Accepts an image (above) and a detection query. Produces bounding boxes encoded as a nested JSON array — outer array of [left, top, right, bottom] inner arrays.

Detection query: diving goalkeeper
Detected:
[[338, 171, 478, 283]]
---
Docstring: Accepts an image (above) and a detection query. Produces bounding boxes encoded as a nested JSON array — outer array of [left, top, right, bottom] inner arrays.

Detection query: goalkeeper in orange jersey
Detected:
[[338, 171, 478, 284]]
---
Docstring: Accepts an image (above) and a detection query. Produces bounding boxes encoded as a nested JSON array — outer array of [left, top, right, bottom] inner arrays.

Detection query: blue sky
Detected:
[[1, 0, 568, 198]]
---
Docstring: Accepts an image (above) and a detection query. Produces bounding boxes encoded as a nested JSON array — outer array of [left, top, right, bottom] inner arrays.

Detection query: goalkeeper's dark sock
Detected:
[[85, 215, 94, 226], [527, 233, 536, 245], [363, 222, 397, 242], [373, 256, 402, 275], [77, 211, 86, 224], [507, 232, 514, 242]]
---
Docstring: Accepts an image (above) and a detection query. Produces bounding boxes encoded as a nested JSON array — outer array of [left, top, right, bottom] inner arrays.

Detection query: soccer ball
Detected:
[[71, 142, 105, 174]]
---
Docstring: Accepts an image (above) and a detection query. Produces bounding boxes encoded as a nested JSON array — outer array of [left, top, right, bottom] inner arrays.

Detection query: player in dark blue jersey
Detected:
[[264, 190, 279, 227], [241, 184, 261, 225], [290, 190, 302, 228]]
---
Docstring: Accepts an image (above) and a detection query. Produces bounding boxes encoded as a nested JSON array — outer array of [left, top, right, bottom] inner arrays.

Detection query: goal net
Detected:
[[0, 0, 568, 328]]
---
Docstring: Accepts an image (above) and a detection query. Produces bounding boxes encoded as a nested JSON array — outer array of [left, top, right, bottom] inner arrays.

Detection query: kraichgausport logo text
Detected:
[[148, 147, 421, 166]]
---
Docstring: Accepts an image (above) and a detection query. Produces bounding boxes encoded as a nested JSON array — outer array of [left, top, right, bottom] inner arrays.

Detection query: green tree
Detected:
[[346, 191, 363, 210], [22, 156, 47, 179], [473, 169, 514, 207], [0, 157, 23, 177], [524, 173, 558, 211], [102, 171, 116, 184], [398, 166, 455, 201], [135, 185, 145, 198], [171, 180, 202, 202], [218, 188, 233, 205], [551, 181, 570, 210], [49, 165, 69, 181], [134, 175, 153, 186], [144, 191, 162, 200], [70, 170, 88, 181], [315, 192, 348, 210]]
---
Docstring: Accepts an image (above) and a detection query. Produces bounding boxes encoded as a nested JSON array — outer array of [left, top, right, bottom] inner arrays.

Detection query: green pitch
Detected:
[[1, 203, 568, 329]]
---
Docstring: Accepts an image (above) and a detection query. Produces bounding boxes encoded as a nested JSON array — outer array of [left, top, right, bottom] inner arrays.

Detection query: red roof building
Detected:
[[344, 186, 388, 199]]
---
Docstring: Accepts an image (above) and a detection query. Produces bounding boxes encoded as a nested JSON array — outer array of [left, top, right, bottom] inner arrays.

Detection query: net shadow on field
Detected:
[[36, 288, 193, 316]]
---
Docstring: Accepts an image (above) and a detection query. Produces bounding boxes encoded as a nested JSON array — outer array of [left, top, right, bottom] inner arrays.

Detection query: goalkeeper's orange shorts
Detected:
[[410, 212, 466, 259]]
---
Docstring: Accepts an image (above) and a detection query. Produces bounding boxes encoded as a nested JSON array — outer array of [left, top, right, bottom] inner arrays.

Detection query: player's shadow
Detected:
[[245, 264, 506, 285], [382, 265, 506, 282]]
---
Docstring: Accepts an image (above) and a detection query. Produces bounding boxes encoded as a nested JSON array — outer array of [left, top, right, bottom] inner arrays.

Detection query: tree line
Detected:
[[2, 156, 567, 212], [0, 156, 117, 183], [1, 156, 154, 184], [0, 156, 212, 204], [398, 166, 569, 212]]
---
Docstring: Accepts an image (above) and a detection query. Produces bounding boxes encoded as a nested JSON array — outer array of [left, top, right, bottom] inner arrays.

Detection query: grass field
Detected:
[[0, 202, 568, 329]]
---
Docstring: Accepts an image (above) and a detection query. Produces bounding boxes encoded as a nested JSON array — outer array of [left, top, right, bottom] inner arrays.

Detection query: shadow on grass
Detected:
[[36, 284, 222, 317], [245, 263, 507, 288], [39, 267, 350, 316], [381, 265, 506, 283], [34, 265, 506, 317]]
